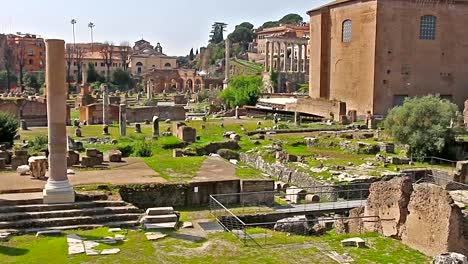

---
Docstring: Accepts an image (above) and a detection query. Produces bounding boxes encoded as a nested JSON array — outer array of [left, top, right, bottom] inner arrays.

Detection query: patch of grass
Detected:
[[235, 163, 267, 180]]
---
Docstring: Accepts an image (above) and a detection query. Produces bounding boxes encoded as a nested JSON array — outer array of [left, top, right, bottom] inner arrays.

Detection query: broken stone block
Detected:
[[0, 158, 5, 170], [173, 149, 183, 158], [28, 156, 48, 179], [0, 151, 11, 164], [81, 156, 102, 168], [433, 252, 468, 264], [17, 165, 30, 175], [341, 237, 366, 248], [101, 248, 120, 255], [145, 232, 167, 241], [67, 150, 80, 167], [108, 150, 122, 162], [86, 148, 99, 158], [380, 143, 395, 154]]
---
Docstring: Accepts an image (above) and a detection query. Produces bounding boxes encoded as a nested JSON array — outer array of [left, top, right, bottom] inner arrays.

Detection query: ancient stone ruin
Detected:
[[464, 100, 468, 128], [344, 177, 468, 257]]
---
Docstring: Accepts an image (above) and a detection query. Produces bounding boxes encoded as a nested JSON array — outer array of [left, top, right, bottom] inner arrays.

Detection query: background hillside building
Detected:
[[308, 0, 468, 116], [129, 40, 177, 76], [7, 33, 45, 74]]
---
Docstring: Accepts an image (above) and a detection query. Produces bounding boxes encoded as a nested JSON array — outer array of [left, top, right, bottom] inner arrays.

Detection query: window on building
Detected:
[[137, 67, 142, 74], [420, 15, 437, 40], [95, 62, 98, 66], [101, 63, 105, 67], [164, 63, 172, 69], [27, 49, 34, 56], [29, 59, 34, 65], [73, 62, 76, 66], [342, 20, 352, 43]]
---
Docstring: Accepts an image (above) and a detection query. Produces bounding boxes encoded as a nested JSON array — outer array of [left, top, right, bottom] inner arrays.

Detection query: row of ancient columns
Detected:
[[265, 41, 308, 73]]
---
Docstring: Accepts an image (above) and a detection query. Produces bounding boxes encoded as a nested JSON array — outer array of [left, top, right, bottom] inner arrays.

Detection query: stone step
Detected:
[[0, 213, 142, 229], [0, 206, 142, 222], [145, 207, 174, 216], [0, 220, 140, 235], [0, 201, 129, 214], [144, 222, 177, 230], [140, 214, 178, 224]]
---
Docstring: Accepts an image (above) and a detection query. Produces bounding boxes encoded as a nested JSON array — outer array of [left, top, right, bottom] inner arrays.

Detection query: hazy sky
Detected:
[[0, 0, 329, 56]]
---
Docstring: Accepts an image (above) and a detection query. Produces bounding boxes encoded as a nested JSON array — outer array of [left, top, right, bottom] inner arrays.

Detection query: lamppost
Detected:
[[88, 22, 95, 52], [70, 19, 77, 50]]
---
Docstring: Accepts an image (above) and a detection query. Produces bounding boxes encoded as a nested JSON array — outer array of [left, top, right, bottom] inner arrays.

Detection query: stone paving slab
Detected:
[[192, 156, 238, 182], [0, 158, 166, 192]]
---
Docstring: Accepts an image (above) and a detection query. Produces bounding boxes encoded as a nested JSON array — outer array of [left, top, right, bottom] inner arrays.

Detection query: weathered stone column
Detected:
[[102, 84, 109, 127], [303, 44, 307, 73], [282, 42, 288, 72], [276, 42, 281, 72], [289, 43, 295, 71], [265, 41, 270, 72], [223, 38, 231, 89], [43, 39, 74, 204], [297, 44, 302, 73], [152, 116, 159, 138], [119, 104, 127, 137], [270, 42, 275, 72]]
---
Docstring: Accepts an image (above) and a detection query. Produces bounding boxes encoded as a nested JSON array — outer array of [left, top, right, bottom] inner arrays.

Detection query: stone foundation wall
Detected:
[[0, 98, 70, 126], [119, 180, 240, 209], [127, 105, 186, 122], [240, 180, 275, 205], [285, 97, 346, 121]]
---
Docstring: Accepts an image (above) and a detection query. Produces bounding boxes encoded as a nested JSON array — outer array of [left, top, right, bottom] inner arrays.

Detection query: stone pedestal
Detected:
[[152, 116, 159, 139], [119, 104, 127, 137], [43, 39, 75, 204]]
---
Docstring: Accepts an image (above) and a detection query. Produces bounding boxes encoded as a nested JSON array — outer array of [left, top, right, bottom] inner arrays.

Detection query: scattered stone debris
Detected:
[[0, 232, 11, 241], [432, 252, 468, 264], [36, 230, 61, 237], [145, 232, 167, 241], [67, 233, 123, 256], [182, 222, 194, 229], [101, 248, 121, 255], [109, 228, 122, 232]]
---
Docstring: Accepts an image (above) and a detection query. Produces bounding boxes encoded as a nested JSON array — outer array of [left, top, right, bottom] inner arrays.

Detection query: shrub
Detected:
[[217, 149, 240, 160], [0, 113, 19, 144], [384, 95, 457, 160], [29, 135, 48, 152], [220, 75, 262, 108], [117, 144, 134, 157], [133, 141, 153, 157]]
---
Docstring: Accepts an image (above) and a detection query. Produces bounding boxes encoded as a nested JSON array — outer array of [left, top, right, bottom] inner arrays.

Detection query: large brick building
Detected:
[[308, 0, 468, 116], [7, 33, 45, 74]]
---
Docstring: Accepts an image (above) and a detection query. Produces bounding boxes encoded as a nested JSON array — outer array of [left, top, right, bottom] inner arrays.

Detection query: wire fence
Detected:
[[209, 173, 468, 247]]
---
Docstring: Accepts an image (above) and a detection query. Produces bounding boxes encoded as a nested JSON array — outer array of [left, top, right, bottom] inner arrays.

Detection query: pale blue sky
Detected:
[[0, 0, 329, 56]]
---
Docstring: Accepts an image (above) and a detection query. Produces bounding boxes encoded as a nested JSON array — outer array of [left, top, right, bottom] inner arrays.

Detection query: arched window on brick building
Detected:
[[342, 20, 352, 43], [420, 15, 437, 40]]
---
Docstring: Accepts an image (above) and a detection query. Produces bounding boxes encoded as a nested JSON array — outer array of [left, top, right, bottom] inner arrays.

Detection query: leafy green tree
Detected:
[[86, 63, 101, 83], [384, 95, 458, 160], [209, 22, 227, 44], [238, 22, 254, 30], [220, 75, 262, 108], [111, 68, 133, 90], [0, 112, 19, 144], [23, 72, 41, 92], [0, 70, 17, 91], [208, 43, 225, 65], [229, 23, 254, 52], [260, 21, 280, 30], [279, 14, 303, 25], [189, 48, 195, 61]]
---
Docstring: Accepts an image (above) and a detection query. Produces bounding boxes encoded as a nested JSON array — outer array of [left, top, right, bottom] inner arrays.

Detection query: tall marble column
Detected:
[[102, 84, 109, 126], [282, 42, 287, 72], [119, 104, 126, 137], [276, 42, 281, 72], [303, 44, 307, 73], [43, 39, 75, 204], [223, 38, 231, 89], [297, 44, 302, 73], [265, 41, 270, 72], [269, 42, 275, 72], [290, 43, 295, 72]]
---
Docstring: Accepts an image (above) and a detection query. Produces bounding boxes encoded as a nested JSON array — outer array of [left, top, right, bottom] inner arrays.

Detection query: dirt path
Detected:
[[191, 156, 238, 182]]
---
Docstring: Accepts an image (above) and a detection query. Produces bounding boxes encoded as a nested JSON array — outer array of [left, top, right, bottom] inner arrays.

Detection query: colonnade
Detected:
[[264, 39, 309, 73]]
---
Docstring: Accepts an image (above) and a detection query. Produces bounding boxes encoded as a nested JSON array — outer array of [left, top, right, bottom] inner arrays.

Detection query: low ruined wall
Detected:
[[285, 97, 346, 121], [240, 180, 275, 205], [0, 98, 70, 126], [119, 180, 240, 209], [127, 105, 186, 122], [240, 153, 328, 188]]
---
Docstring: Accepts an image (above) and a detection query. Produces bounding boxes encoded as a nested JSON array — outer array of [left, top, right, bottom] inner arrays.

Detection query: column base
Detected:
[[43, 180, 75, 204]]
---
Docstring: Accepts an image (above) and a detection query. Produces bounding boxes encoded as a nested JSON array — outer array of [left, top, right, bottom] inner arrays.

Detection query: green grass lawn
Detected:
[[0, 227, 430, 264]]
